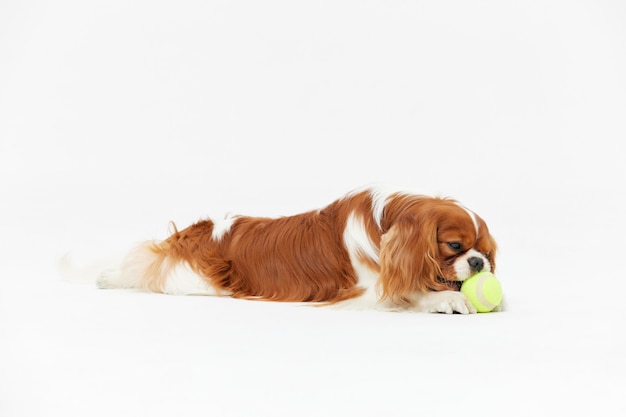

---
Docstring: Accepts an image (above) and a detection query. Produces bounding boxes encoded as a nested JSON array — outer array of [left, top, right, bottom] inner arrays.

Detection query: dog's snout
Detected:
[[468, 257, 484, 272]]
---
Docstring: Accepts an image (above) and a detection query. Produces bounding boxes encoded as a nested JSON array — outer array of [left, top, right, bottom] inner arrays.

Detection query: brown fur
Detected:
[[131, 190, 496, 304]]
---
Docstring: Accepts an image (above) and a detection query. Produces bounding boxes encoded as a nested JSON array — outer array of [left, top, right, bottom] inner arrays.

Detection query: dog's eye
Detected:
[[447, 242, 462, 251]]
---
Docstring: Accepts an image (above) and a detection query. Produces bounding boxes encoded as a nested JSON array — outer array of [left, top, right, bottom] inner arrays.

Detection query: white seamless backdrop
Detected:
[[1, 1, 625, 416]]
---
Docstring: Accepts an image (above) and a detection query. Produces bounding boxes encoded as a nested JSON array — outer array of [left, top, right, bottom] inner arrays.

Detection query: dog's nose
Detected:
[[468, 257, 484, 272]]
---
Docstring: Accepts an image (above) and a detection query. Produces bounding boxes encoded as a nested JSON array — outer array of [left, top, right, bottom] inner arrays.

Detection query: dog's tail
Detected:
[[63, 218, 225, 296], [95, 240, 173, 292], [58, 253, 120, 285], [95, 219, 224, 296]]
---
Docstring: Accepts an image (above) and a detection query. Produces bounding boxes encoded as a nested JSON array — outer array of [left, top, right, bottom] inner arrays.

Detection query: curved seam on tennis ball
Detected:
[[476, 275, 496, 310]]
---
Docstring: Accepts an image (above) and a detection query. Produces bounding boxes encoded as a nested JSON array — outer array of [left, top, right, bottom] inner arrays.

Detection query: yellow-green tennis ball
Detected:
[[461, 271, 503, 313]]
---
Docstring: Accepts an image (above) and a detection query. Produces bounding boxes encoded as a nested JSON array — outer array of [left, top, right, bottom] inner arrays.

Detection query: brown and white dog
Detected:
[[98, 186, 498, 314]]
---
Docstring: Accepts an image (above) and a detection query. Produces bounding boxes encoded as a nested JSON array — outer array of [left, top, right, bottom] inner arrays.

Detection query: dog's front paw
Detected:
[[416, 291, 477, 314]]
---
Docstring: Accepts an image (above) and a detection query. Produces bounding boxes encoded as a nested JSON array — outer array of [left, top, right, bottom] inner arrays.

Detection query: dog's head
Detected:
[[378, 195, 497, 303]]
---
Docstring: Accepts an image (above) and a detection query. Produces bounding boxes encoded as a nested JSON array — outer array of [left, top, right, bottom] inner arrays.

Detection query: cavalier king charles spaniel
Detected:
[[98, 186, 498, 314]]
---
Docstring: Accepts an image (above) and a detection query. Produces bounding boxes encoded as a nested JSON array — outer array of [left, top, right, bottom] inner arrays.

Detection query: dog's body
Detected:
[[98, 186, 497, 314]]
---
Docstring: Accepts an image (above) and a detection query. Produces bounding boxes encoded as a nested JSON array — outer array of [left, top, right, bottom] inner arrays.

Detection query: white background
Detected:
[[1, 1, 625, 416]]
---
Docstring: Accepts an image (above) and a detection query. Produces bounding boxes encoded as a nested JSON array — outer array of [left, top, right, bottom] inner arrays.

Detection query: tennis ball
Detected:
[[460, 271, 503, 313]]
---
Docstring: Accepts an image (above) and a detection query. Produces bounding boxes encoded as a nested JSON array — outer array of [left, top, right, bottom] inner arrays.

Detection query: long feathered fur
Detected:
[[94, 187, 497, 313]]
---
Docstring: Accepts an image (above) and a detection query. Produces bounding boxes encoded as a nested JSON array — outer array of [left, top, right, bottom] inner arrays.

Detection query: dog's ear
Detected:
[[476, 214, 498, 273], [487, 234, 498, 273], [378, 214, 451, 303]]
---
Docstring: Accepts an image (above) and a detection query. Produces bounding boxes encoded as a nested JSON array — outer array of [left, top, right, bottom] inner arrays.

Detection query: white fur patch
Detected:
[[369, 187, 402, 230], [337, 257, 381, 310], [340, 212, 382, 309], [453, 248, 491, 281], [343, 212, 380, 264], [410, 290, 477, 314], [211, 213, 238, 241], [367, 185, 437, 229], [345, 185, 437, 230], [335, 288, 477, 314], [162, 262, 223, 296], [96, 241, 155, 289], [96, 241, 226, 296]]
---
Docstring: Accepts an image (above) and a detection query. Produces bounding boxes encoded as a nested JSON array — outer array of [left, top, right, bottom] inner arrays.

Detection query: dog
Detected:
[[97, 186, 498, 314]]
